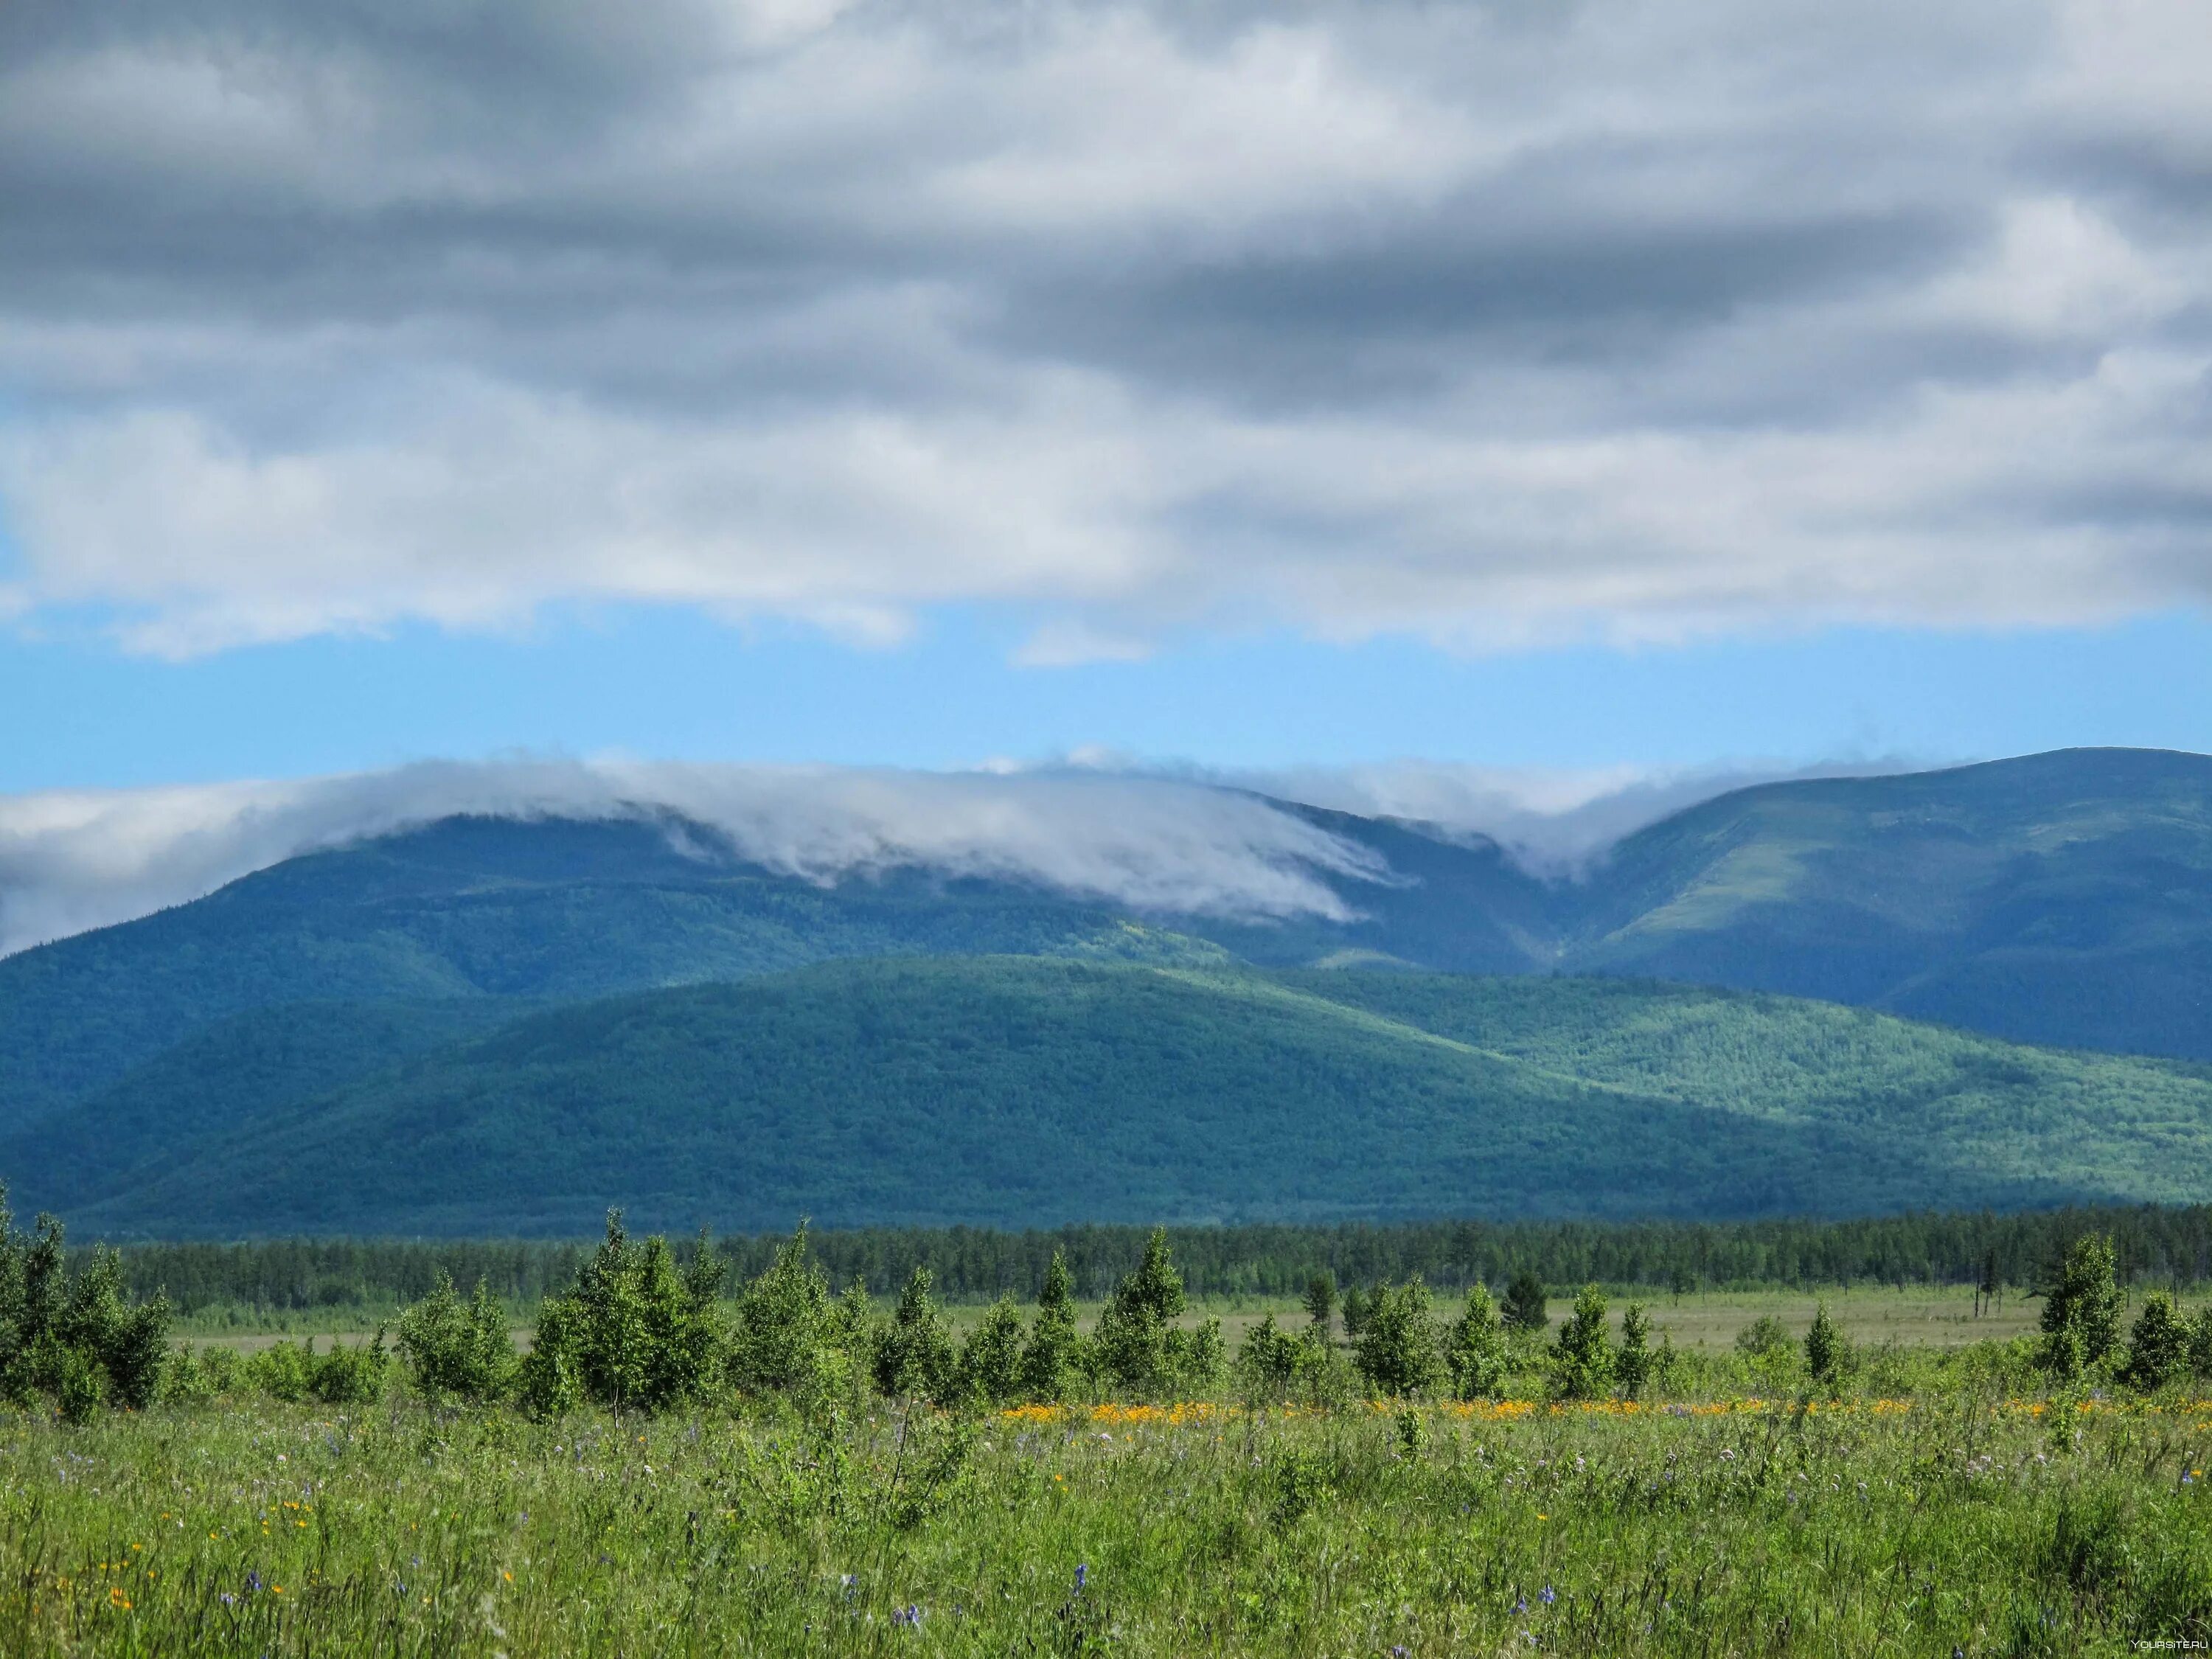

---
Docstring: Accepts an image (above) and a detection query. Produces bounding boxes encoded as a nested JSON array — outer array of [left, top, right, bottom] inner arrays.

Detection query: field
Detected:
[[173, 1285, 2048, 1357], [5, 1382, 2211, 1655], [11, 1214, 2211, 1654]]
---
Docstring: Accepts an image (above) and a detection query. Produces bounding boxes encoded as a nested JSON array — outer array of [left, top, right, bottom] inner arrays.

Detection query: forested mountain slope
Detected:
[[0, 815, 1237, 1124], [1572, 748, 2212, 1057], [22, 960, 2212, 1237], [3, 747, 2209, 1197]]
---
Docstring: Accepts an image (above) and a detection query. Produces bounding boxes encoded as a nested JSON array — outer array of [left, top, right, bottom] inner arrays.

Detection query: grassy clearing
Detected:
[[4, 1387, 2211, 1655]]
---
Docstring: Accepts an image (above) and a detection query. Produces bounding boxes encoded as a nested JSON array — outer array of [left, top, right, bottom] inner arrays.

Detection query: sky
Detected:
[[3, 0, 2211, 800]]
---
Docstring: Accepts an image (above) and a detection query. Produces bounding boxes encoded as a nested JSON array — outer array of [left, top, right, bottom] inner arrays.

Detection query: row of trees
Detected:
[[368, 1218, 1229, 1416], [113, 1203, 2212, 1314]]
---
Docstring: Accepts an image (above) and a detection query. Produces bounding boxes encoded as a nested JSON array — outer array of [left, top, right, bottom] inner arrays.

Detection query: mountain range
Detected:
[[2, 745, 2209, 1234]]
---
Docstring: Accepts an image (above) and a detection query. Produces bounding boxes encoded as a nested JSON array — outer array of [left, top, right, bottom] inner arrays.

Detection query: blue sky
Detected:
[[5, 599, 2209, 793]]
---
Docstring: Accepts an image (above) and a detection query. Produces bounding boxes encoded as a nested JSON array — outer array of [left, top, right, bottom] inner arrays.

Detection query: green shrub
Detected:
[[1172, 1316, 1225, 1394], [1804, 1302, 1849, 1391], [1354, 1277, 1443, 1398], [1615, 1301, 1656, 1400], [2122, 1291, 2191, 1391], [1094, 1230, 1187, 1395], [0, 1200, 171, 1416], [1445, 1283, 1508, 1400], [957, 1295, 1027, 1406], [1018, 1251, 1082, 1402], [1302, 1273, 1337, 1335], [397, 1273, 515, 1403], [1503, 1270, 1548, 1335], [1549, 1284, 1614, 1401], [874, 1266, 956, 1401], [726, 1225, 837, 1401], [308, 1334, 389, 1405], [519, 1213, 724, 1414], [1239, 1314, 1301, 1398], [246, 1340, 312, 1402], [2040, 1234, 2124, 1376]]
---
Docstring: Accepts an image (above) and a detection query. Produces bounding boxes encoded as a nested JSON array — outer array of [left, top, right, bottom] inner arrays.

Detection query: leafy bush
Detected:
[[726, 1225, 838, 1402], [1549, 1284, 1614, 1402], [957, 1295, 1028, 1406], [1446, 1283, 1508, 1399], [0, 1197, 171, 1417], [1354, 1277, 1443, 1398], [1238, 1315, 1299, 1398], [246, 1340, 312, 1403], [2039, 1234, 2124, 1376], [1302, 1273, 1337, 1335], [1095, 1229, 1189, 1395], [1615, 1301, 1657, 1400], [1018, 1251, 1082, 1402], [2122, 1291, 2192, 1390], [1735, 1315, 1792, 1358], [307, 1334, 389, 1405], [519, 1213, 724, 1415], [874, 1267, 956, 1401], [396, 1273, 515, 1403]]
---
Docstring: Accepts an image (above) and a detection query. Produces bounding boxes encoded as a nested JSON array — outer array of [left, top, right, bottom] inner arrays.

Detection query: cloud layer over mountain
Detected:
[[0, 755, 1851, 956], [1, 0, 2208, 658]]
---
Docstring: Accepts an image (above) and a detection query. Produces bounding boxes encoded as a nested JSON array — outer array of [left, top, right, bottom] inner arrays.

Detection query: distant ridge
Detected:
[[1, 747, 2208, 1234], [12, 959, 2212, 1237]]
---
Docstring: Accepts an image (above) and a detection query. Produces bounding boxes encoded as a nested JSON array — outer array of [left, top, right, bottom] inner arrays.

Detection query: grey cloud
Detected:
[[0, 0, 2208, 653]]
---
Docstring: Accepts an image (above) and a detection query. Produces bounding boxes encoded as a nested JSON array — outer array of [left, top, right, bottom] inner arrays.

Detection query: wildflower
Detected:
[[1074, 1564, 1088, 1590], [1513, 1595, 1527, 1614], [245, 1571, 262, 1594], [1540, 1586, 1556, 1605], [892, 1604, 925, 1628], [219, 1593, 235, 1606]]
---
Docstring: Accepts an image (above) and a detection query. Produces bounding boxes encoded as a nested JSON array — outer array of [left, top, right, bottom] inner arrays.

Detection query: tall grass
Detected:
[[3, 1386, 2209, 1655]]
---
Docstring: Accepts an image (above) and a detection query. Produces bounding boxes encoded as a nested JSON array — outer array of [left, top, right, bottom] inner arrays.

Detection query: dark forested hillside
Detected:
[[23, 959, 2212, 1238]]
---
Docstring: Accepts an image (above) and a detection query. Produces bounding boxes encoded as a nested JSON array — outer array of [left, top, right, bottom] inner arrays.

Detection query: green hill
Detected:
[[24, 959, 2212, 1237], [7, 749, 2211, 1147], [1573, 748, 2212, 1054], [0, 815, 1233, 1127]]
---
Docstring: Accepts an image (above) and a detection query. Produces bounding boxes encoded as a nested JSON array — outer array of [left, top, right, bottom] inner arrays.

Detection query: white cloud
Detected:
[[0, 0, 2207, 658], [0, 760, 1398, 956], [0, 752, 1879, 956]]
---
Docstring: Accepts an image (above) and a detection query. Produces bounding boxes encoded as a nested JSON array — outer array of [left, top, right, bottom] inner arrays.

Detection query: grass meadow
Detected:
[[8, 1306, 2212, 1658], [4, 1386, 2211, 1655]]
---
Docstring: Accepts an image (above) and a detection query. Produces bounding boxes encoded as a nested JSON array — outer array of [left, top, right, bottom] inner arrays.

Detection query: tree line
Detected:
[[16, 1199, 2212, 1422], [114, 1203, 2212, 1312]]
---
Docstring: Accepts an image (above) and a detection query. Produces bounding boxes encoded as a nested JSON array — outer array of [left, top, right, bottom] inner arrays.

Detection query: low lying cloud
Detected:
[[0, 761, 1397, 957], [0, 755, 1869, 957], [1, 0, 2208, 656]]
